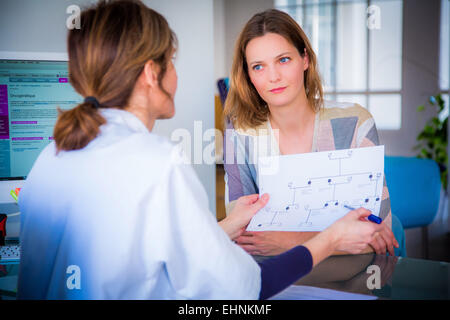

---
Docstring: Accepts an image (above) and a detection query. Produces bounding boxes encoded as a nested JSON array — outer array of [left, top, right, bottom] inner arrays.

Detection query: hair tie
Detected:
[[84, 96, 101, 109]]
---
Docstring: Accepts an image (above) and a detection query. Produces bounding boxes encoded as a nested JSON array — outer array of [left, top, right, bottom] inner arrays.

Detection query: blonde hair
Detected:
[[54, 0, 177, 152], [224, 9, 323, 130]]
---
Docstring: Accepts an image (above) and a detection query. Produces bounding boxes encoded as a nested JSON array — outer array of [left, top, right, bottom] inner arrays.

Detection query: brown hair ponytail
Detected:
[[54, 101, 106, 151], [54, 0, 177, 152]]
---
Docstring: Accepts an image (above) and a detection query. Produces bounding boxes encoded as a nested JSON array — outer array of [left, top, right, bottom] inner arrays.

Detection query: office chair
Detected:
[[217, 78, 229, 106], [385, 156, 442, 259]]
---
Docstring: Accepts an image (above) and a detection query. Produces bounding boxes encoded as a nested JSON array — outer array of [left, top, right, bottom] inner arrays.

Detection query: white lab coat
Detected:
[[17, 108, 261, 299]]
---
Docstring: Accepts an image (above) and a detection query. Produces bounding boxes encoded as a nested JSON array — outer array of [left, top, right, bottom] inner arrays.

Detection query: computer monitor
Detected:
[[0, 52, 82, 238]]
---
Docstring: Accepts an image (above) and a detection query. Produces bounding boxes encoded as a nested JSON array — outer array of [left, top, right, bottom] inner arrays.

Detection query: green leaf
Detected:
[[420, 148, 432, 159], [436, 95, 444, 110], [414, 95, 448, 162], [416, 132, 425, 140], [432, 118, 441, 126], [424, 126, 434, 134]]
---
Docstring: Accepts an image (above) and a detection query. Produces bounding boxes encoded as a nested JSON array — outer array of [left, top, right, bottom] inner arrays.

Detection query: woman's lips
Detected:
[[269, 86, 287, 93]]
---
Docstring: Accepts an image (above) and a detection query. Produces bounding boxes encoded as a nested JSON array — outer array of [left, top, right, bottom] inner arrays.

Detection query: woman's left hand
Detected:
[[235, 231, 303, 256], [368, 221, 399, 256]]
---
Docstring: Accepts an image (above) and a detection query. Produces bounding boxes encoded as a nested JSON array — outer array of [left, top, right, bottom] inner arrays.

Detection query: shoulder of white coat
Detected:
[[169, 142, 191, 166], [40, 141, 57, 156], [146, 132, 175, 152], [128, 132, 177, 165], [127, 133, 189, 184], [138, 133, 191, 168]]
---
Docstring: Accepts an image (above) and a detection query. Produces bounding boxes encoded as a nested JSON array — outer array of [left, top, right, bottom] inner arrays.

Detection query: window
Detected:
[[275, 0, 403, 130]]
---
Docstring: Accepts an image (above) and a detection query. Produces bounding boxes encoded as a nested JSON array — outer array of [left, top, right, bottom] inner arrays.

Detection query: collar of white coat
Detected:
[[99, 108, 149, 134]]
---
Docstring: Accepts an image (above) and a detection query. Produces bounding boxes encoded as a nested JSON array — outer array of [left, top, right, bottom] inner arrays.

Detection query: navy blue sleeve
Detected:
[[258, 245, 313, 300]]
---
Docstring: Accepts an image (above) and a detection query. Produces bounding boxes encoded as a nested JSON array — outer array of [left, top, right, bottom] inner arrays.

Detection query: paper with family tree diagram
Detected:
[[247, 145, 384, 232]]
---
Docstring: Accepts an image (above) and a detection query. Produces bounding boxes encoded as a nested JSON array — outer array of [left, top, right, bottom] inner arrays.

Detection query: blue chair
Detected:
[[217, 78, 230, 106], [385, 156, 442, 259]]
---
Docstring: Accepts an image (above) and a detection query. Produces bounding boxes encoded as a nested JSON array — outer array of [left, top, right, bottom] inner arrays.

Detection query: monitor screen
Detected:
[[0, 58, 82, 180]]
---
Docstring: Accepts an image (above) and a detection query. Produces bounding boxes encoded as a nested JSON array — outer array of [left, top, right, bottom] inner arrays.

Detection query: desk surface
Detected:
[[293, 254, 450, 300], [2, 254, 449, 299]]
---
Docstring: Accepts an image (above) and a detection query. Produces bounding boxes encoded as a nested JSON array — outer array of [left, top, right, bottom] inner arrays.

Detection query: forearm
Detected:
[[301, 229, 337, 267], [258, 245, 313, 299], [297, 234, 373, 257], [285, 231, 375, 256], [225, 200, 236, 217], [218, 218, 240, 240], [330, 245, 373, 256], [286, 231, 319, 248], [294, 231, 375, 256]]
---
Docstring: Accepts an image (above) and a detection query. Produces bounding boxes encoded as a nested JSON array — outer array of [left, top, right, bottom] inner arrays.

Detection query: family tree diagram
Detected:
[[247, 146, 385, 231]]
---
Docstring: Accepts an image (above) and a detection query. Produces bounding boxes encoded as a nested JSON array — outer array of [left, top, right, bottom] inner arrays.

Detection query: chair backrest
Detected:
[[217, 78, 229, 106], [385, 156, 441, 229]]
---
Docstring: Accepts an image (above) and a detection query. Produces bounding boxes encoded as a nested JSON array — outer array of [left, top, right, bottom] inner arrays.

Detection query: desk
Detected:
[[293, 254, 450, 299], [2, 254, 449, 299], [255, 253, 449, 300]]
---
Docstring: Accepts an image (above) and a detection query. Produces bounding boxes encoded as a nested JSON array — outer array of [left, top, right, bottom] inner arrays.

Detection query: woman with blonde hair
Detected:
[[18, 1, 383, 300], [224, 9, 401, 257]]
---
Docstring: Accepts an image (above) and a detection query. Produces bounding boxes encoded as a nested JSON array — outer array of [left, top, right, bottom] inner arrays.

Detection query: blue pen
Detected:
[[343, 204, 382, 224]]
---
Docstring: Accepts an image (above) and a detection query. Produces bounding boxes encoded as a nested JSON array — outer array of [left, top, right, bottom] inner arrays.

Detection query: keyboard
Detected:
[[0, 244, 20, 262]]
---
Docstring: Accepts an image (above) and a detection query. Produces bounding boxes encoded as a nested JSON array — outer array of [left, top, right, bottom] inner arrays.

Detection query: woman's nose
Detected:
[[268, 65, 281, 83]]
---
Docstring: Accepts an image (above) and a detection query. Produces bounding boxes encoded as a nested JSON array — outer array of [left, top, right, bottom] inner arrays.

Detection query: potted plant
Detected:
[[415, 94, 448, 189], [415, 94, 448, 229]]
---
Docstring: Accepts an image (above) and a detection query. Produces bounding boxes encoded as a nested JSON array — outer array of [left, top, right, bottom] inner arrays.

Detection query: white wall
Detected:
[[0, 0, 216, 213], [214, 0, 227, 89], [379, 0, 441, 157], [144, 0, 216, 213], [214, 0, 274, 81]]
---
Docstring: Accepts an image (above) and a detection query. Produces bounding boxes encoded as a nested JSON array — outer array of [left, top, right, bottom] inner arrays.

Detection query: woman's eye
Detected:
[[253, 64, 263, 71], [280, 57, 291, 63]]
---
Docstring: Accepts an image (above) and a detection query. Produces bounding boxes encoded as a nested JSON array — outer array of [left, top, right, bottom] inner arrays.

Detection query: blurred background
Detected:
[[0, 0, 448, 261]]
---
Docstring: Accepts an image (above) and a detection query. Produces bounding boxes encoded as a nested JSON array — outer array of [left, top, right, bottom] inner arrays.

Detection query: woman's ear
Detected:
[[303, 48, 309, 71], [141, 60, 159, 90]]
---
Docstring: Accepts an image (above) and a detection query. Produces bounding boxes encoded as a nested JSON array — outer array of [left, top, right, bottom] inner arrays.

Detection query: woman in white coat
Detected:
[[17, 0, 382, 300]]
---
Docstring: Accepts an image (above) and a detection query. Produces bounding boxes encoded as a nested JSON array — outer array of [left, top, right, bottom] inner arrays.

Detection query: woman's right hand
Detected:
[[326, 208, 384, 254], [218, 193, 269, 240]]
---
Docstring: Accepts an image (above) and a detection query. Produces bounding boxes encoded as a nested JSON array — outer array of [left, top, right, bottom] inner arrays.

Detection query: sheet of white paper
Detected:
[[248, 146, 384, 231], [269, 285, 377, 300]]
